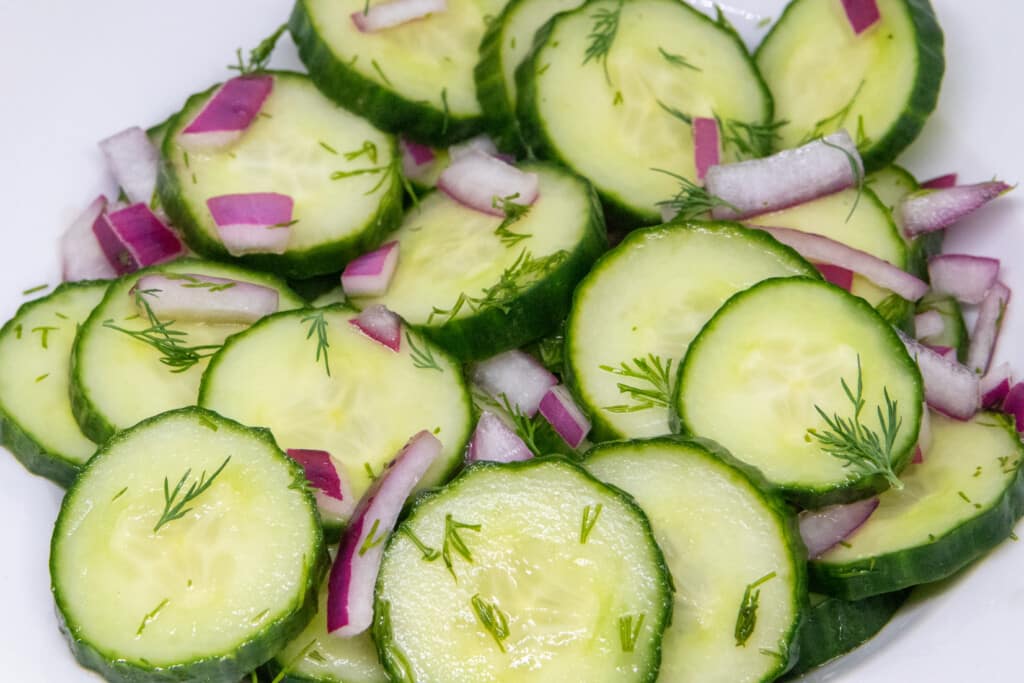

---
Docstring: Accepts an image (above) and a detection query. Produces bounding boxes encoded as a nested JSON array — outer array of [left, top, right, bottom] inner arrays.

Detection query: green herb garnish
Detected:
[[103, 291, 221, 372], [580, 503, 603, 544], [471, 594, 511, 652], [734, 572, 776, 646], [22, 284, 48, 296], [800, 80, 866, 145], [657, 100, 693, 126], [136, 598, 170, 636], [492, 193, 532, 247], [583, 0, 624, 85], [619, 613, 645, 652], [400, 526, 441, 561], [406, 331, 443, 372], [442, 513, 481, 580], [228, 23, 287, 75], [344, 140, 379, 164], [658, 47, 700, 71], [717, 116, 787, 159], [653, 168, 739, 221], [153, 456, 231, 533], [599, 354, 673, 413], [302, 311, 331, 377], [359, 518, 387, 556], [30, 326, 58, 349]]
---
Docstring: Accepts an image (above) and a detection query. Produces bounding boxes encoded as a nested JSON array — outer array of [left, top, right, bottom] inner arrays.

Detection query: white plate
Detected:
[[0, 1, 1020, 680]]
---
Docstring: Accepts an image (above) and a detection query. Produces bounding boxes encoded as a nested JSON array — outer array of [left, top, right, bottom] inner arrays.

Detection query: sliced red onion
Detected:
[[287, 449, 345, 500], [342, 242, 399, 297], [705, 130, 863, 220], [449, 134, 499, 162], [466, 411, 533, 464], [207, 192, 293, 256], [900, 331, 980, 420], [914, 310, 945, 340], [816, 264, 854, 291], [133, 273, 278, 324], [61, 196, 116, 281], [840, 0, 881, 35], [99, 127, 159, 205], [981, 363, 1013, 409], [1002, 383, 1024, 433], [927, 254, 999, 305], [921, 173, 958, 190], [692, 117, 720, 182], [799, 497, 879, 559], [470, 350, 557, 417], [92, 203, 185, 274], [400, 137, 437, 182], [967, 281, 1011, 375], [539, 385, 591, 449], [351, 0, 446, 32], [180, 75, 274, 151], [438, 151, 539, 216], [349, 304, 402, 352], [900, 181, 1013, 237], [756, 226, 929, 301], [327, 430, 442, 635]]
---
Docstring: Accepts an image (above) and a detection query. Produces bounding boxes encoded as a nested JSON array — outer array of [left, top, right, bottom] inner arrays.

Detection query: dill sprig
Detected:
[[657, 100, 693, 126], [599, 354, 673, 413], [800, 80, 866, 145], [442, 513, 482, 580], [806, 356, 904, 491], [583, 0, 624, 85], [270, 638, 319, 683], [136, 598, 170, 636], [821, 136, 865, 222], [618, 614, 645, 652], [31, 325, 58, 349], [228, 23, 287, 75], [580, 503, 603, 544], [492, 193, 533, 247], [163, 273, 236, 292], [471, 594, 511, 653], [735, 572, 776, 646], [302, 311, 332, 377], [400, 526, 441, 561], [717, 116, 786, 159], [344, 140, 379, 164], [473, 391, 543, 455], [153, 456, 231, 532], [406, 331, 443, 372], [359, 518, 387, 556], [653, 168, 739, 221], [658, 47, 700, 71]]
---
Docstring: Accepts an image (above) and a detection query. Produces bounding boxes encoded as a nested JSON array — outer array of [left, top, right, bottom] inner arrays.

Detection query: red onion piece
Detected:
[[900, 182, 1013, 237], [342, 242, 399, 297], [349, 304, 402, 352], [921, 173, 958, 190], [927, 345, 953, 357], [287, 449, 344, 500], [705, 130, 863, 220], [438, 151, 539, 216], [927, 254, 999, 305], [539, 385, 591, 449], [99, 127, 160, 205], [180, 75, 274, 150], [799, 497, 880, 559], [467, 412, 533, 464], [967, 281, 1011, 375], [327, 430, 443, 635], [207, 192, 293, 256], [755, 226, 929, 301], [133, 273, 279, 324], [692, 117, 720, 182], [470, 350, 558, 417], [351, 0, 446, 32], [981, 362, 1013, 409], [816, 264, 854, 291], [900, 332, 980, 420], [449, 134, 499, 162], [840, 0, 881, 35], [399, 137, 437, 182], [914, 310, 945, 340], [911, 447, 923, 464], [916, 405, 932, 462], [92, 203, 185, 275], [1002, 383, 1024, 433], [61, 196, 117, 281]]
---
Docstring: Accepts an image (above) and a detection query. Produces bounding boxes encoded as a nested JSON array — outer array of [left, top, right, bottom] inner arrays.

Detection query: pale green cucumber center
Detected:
[[866, 166, 918, 217], [500, 0, 585, 106]]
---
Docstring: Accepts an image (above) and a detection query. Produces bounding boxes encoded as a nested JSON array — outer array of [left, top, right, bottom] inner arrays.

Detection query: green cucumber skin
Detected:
[[289, 1, 482, 146], [809, 414, 1024, 601], [915, 293, 968, 362], [906, 230, 945, 283], [50, 406, 328, 683], [474, 0, 522, 153]]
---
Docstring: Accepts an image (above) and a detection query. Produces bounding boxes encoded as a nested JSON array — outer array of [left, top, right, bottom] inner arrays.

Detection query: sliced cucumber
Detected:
[[517, 0, 773, 225], [158, 72, 403, 278], [51, 407, 325, 683], [866, 164, 918, 218], [674, 277, 923, 508], [0, 282, 107, 486], [810, 411, 1024, 600], [915, 293, 968, 362], [70, 259, 305, 444], [755, 0, 944, 170], [566, 221, 818, 442], [354, 163, 605, 360], [585, 437, 805, 682], [374, 457, 672, 682]]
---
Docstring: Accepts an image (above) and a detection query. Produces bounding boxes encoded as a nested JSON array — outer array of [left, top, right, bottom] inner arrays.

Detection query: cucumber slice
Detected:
[[50, 407, 325, 683], [674, 277, 923, 508], [866, 164, 919, 218], [374, 457, 672, 682], [915, 293, 968, 361], [0, 281, 108, 486], [354, 163, 605, 360], [158, 72, 403, 279], [566, 221, 818, 442], [585, 437, 806, 682], [810, 411, 1024, 600], [755, 0, 944, 170], [198, 304, 472, 536], [70, 259, 305, 444], [290, 0, 505, 146], [517, 0, 773, 226]]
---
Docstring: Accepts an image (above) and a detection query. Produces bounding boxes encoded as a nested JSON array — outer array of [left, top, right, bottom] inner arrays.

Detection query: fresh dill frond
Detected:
[[580, 503, 603, 544], [471, 594, 511, 652], [734, 572, 776, 646], [153, 456, 231, 532], [619, 613, 645, 652], [799, 80, 866, 145], [492, 193, 533, 247], [657, 100, 693, 126], [652, 168, 739, 221], [582, 0, 624, 85], [344, 140, 379, 164], [599, 354, 674, 413], [820, 136, 865, 222], [103, 291, 221, 372], [302, 311, 332, 377], [228, 23, 287, 75], [406, 331, 443, 372], [442, 513, 482, 581], [658, 47, 700, 71], [717, 116, 786, 159]]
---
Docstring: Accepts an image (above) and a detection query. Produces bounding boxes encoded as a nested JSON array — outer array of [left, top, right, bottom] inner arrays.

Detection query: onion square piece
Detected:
[[92, 203, 185, 274], [180, 75, 274, 151], [207, 192, 294, 256]]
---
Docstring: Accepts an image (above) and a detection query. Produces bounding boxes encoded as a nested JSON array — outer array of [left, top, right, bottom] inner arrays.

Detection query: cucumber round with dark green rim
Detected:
[[374, 456, 672, 683], [157, 71, 403, 279], [354, 162, 606, 361], [755, 0, 944, 171], [70, 259, 305, 444], [565, 221, 819, 442], [51, 406, 326, 683], [810, 411, 1024, 600], [0, 281, 108, 486], [585, 436, 806, 682], [866, 164, 919, 219], [674, 277, 923, 508], [289, 0, 504, 146], [915, 293, 968, 361], [199, 304, 473, 537], [516, 0, 774, 227]]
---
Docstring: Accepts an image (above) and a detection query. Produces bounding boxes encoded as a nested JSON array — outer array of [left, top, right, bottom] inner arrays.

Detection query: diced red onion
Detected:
[[539, 385, 591, 449], [449, 134, 499, 162], [341, 242, 399, 297], [967, 281, 1011, 375], [840, 0, 881, 35], [287, 449, 345, 500], [927, 254, 999, 305], [755, 226, 929, 301], [981, 362, 1013, 409], [900, 331, 980, 420], [816, 264, 854, 291], [438, 151, 539, 216], [351, 0, 446, 32], [133, 273, 278, 324], [92, 203, 185, 274], [914, 310, 945, 340], [799, 497, 879, 559], [692, 117, 720, 182], [400, 137, 437, 182], [921, 173, 958, 190], [466, 412, 533, 464], [470, 350, 557, 417], [900, 182, 1012, 237], [327, 430, 442, 635], [927, 345, 953, 357], [1002, 383, 1024, 433], [349, 305, 402, 352], [99, 127, 159, 205], [180, 75, 274, 151], [207, 192, 293, 256], [61, 196, 117, 281], [705, 130, 863, 220]]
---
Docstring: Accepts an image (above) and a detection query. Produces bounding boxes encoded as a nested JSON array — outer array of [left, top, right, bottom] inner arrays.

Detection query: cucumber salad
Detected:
[[2, 0, 1022, 681]]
